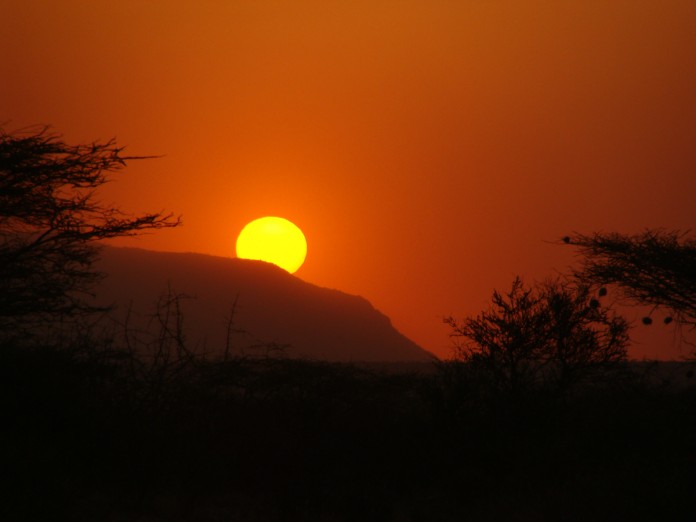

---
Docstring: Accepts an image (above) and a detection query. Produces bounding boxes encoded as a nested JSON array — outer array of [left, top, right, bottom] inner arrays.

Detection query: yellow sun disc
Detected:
[[235, 216, 307, 273]]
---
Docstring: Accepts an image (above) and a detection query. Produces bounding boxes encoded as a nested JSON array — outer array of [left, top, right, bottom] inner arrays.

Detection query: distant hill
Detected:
[[92, 246, 434, 362]]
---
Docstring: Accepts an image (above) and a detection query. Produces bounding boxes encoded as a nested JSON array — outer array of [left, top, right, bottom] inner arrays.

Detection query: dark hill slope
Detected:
[[93, 246, 433, 362]]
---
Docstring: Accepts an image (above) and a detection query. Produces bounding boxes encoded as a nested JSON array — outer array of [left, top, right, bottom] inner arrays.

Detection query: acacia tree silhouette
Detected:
[[444, 277, 629, 396], [0, 126, 179, 336], [565, 230, 696, 327]]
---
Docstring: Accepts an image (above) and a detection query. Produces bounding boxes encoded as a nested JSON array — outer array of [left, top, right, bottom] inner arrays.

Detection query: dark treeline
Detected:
[[4, 128, 696, 521], [4, 336, 696, 521]]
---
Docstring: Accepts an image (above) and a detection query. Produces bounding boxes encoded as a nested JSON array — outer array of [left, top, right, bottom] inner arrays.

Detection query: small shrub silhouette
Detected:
[[444, 277, 629, 399]]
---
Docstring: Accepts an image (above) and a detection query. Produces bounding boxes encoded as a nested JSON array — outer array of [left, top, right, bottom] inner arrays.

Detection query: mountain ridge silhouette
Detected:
[[93, 246, 435, 362]]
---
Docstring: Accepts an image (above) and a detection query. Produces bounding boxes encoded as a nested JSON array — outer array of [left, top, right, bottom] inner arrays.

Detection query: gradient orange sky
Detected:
[[3, 1, 695, 359]]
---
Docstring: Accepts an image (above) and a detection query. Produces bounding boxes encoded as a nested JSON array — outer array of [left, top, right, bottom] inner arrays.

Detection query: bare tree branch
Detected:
[[0, 126, 180, 336], [565, 230, 696, 327]]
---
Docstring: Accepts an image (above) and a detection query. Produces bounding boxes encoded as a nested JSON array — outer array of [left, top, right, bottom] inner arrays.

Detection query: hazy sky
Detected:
[[3, 0, 695, 358]]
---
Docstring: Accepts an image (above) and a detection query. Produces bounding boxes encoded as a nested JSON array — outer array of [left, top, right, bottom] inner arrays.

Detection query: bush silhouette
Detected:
[[444, 277, 629, 397]]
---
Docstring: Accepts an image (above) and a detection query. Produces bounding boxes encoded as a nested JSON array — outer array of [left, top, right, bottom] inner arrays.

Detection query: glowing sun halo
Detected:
[[235, 216, 307, 273]]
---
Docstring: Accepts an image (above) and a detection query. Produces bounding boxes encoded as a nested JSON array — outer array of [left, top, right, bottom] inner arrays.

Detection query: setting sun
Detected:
[[235, 216, 307, 273]]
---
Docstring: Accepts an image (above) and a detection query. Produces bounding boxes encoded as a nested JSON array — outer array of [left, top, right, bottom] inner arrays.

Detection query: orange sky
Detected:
[[3, 0, 695, 359]]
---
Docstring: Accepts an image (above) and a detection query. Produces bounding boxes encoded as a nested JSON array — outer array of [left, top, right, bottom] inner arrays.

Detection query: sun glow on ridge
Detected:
[[235, 216, 307, 273]]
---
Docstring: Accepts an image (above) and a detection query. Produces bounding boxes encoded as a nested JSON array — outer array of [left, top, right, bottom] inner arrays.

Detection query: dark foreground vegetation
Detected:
[[4, 338, 696, 522], [4, 128, 695, 520]]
